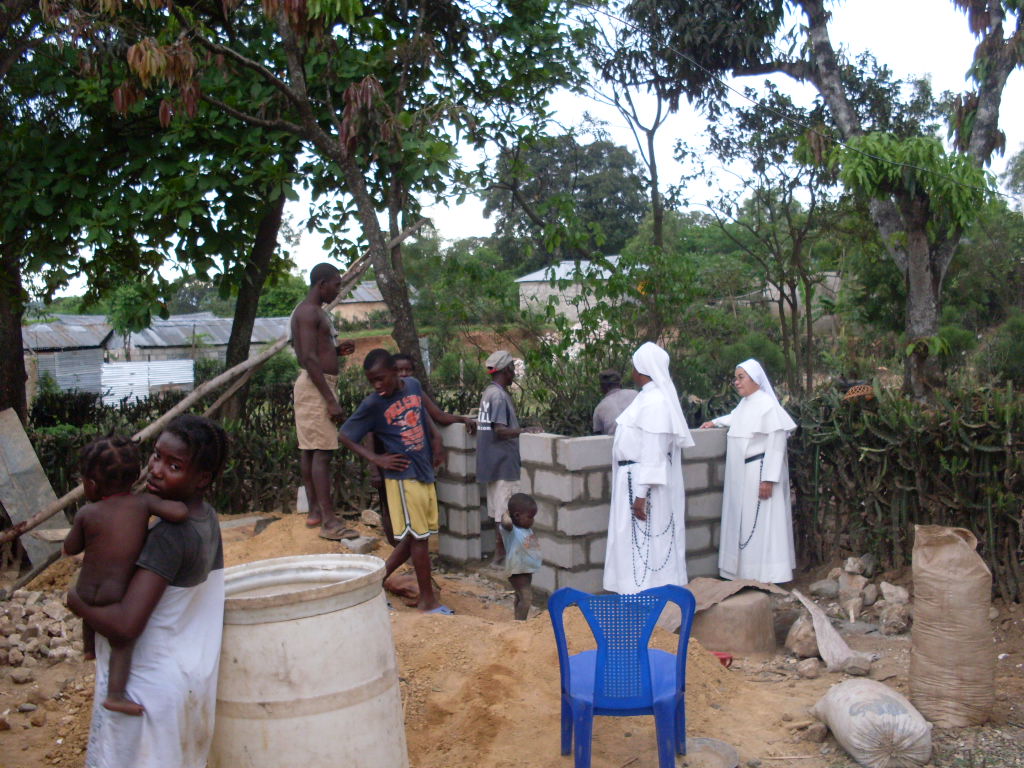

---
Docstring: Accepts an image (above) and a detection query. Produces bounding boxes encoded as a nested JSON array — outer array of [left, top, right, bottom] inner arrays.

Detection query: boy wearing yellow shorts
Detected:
[[339, 349, 451, 614]]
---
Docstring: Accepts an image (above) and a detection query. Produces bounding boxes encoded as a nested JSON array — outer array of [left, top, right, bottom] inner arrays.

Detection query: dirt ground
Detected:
[[2, 512, 1022, 768]]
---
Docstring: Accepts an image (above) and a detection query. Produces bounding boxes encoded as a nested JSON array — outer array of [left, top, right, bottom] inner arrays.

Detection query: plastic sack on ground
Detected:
[[811, 678, 932, 768], [910, 525, 994, 727]]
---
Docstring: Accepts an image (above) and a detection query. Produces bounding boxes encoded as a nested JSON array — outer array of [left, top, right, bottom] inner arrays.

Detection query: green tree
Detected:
[[697, 84, 843, 395], [1, 4, 173, 419], [106, 282, 165, 361], [257, 271, 308, 318], [483, 134, 648, 273], [619, 0, 1019, 398], [405, 232, 518, 328], [69, 0, 587, 378]]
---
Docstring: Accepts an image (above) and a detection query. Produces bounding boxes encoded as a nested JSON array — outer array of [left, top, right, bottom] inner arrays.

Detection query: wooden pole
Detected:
[[0, 220, 426, 545]]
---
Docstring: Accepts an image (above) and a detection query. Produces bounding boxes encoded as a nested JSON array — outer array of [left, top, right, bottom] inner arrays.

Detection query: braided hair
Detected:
[[162, 414, 229, 481], [79, 436, 141, 496]]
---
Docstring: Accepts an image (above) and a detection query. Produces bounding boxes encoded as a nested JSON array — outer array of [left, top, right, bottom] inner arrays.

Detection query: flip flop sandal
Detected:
[[318, 527, 346, 541], [425, 605, 455, 615]]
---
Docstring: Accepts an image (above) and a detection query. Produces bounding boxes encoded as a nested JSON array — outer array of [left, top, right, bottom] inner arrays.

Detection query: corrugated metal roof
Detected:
[[26, 307, 299, 352], [515, 256, 621, 284], [339, 280, 383, 303], [131, 315, 290, 349], [22, 318, 113, 352]]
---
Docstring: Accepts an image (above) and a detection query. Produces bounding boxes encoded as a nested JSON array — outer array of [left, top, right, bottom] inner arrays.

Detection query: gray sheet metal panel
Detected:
[[54, 348, 103, 393], [0, 409, 63, 567], [101, 360, 194, 406]]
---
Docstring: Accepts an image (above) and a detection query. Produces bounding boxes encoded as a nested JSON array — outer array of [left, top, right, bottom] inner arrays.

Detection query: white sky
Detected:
[[287, 0, 1024, 274]]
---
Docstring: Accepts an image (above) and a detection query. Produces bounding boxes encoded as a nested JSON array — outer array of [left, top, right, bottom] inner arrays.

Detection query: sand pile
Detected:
[[393, 608, 739, 768], [9, 513, 831, 768]]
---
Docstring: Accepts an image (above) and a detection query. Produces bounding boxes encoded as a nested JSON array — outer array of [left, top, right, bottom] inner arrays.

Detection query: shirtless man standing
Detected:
[[291, 262, 356, 540]]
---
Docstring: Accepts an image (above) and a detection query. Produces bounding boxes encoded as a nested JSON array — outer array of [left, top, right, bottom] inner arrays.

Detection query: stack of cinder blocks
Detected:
[[436, 424, 728, 599]]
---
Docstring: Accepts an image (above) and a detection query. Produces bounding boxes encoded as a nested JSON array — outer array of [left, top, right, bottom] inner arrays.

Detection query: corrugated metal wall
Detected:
[[101, 360, 194, 406], [34, 349, 104, 393]]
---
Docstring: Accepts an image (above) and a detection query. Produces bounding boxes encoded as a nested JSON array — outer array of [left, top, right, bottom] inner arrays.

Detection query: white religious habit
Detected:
[[603, 343, 694, 594], [713, 359, 798, 584]]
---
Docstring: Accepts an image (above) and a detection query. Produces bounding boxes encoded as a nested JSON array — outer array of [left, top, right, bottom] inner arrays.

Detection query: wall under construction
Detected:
[[436, 425, 727, 597]]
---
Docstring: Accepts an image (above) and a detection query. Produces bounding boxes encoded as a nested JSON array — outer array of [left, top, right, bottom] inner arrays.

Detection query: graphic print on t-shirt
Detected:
[[383, 394, 426, 451], [478, 397, 492, 430]]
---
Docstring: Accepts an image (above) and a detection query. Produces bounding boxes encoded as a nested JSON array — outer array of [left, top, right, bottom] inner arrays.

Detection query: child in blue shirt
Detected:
[[500, 493, 542, 620]]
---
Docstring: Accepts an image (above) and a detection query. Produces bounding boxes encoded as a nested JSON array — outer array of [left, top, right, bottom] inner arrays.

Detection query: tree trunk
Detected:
[[803, 277, 815, 395], [902, 230, 944, 399], [336, 150, 424, 374], [647, 127, 663, 250], [775, 289, 795, 392], [221, 187, 288, 419], [0, 246, 28, 423]]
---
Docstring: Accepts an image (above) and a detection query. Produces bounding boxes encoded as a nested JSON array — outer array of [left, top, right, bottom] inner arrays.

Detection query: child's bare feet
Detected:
[[103, 694, 144, 716]]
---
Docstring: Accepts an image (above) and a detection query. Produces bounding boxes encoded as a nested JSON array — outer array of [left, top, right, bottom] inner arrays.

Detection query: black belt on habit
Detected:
[[617, 460, 636, 466], [745, 452, 766, 464]]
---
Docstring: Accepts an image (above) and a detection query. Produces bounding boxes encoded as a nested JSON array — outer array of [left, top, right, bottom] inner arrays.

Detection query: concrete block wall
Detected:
[[436, 424, 727, 598]]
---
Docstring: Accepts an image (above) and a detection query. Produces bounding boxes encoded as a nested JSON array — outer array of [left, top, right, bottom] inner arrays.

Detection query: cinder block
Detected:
[[439, 535, 480, 562], [436, 480, 476, 508], [442, 450, 471, 477], [589, 536, 607, 565], [686, 491, 724, 523], [534, 564, 557, 595], [557, 567, 606, 594], [439, 423, 474, 452], [532, 469, 584, 502], [557, 435, 613, 471], [711, 522, 720, 548], [520, 432, 556, 464], [586, 471, 607, 501], [536, 532, 587, 569], [711, 459, 728, 488], [687, 551, 719, 579], [686, 428, 727, 461], [519, 467, 532, 495], [480, 527, 496, 557], [555, 504, 610, 537], [445, 507, 482, 537], [685, 522, 712, 552], [683, 462, 710, 493], [533, 500, 557, 531]]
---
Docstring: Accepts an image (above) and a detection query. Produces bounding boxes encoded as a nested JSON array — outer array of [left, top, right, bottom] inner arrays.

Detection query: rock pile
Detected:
[[806, 554, 912, 635], [0, 589, 83, 672]]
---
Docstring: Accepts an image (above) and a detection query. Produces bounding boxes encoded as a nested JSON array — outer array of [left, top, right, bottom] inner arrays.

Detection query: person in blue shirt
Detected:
[[338, 349, 452, 614]]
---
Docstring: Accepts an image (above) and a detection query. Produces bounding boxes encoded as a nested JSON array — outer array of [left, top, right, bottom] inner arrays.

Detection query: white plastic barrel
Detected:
[[209, 554, 409, 768]]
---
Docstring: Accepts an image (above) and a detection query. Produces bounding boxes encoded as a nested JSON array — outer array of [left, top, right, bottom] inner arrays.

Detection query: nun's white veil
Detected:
[[619, 342, 694, 448], [728, 358, 797, 437]]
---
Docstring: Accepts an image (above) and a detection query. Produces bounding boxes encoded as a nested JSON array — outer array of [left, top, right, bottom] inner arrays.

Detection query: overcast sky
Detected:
[[285, 0, 1023, 276]]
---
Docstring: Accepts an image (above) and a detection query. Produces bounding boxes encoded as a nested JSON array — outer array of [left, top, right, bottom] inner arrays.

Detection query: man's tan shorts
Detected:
[[293, 370, 339, 450]]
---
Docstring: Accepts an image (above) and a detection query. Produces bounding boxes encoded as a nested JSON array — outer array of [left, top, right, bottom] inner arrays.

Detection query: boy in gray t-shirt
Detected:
[[476, 351, 538, 566]]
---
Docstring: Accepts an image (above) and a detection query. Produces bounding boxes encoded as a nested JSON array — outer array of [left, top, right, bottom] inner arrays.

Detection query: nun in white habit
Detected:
[[700, 359, 797, 583], [603, 342, 695, 594]]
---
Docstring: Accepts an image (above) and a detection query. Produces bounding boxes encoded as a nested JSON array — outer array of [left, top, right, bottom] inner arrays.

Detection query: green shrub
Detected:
[[937, 323, 977, 371], [24, 379, 376, 519], [975, 312, 1024, 386]]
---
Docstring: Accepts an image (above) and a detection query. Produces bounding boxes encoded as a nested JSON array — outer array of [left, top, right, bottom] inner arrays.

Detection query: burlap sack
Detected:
[[909, 525, 994, 727]]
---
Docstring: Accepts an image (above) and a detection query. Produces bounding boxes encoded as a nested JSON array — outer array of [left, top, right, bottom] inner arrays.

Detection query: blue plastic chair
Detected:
[[548, 585, 697, 768]]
